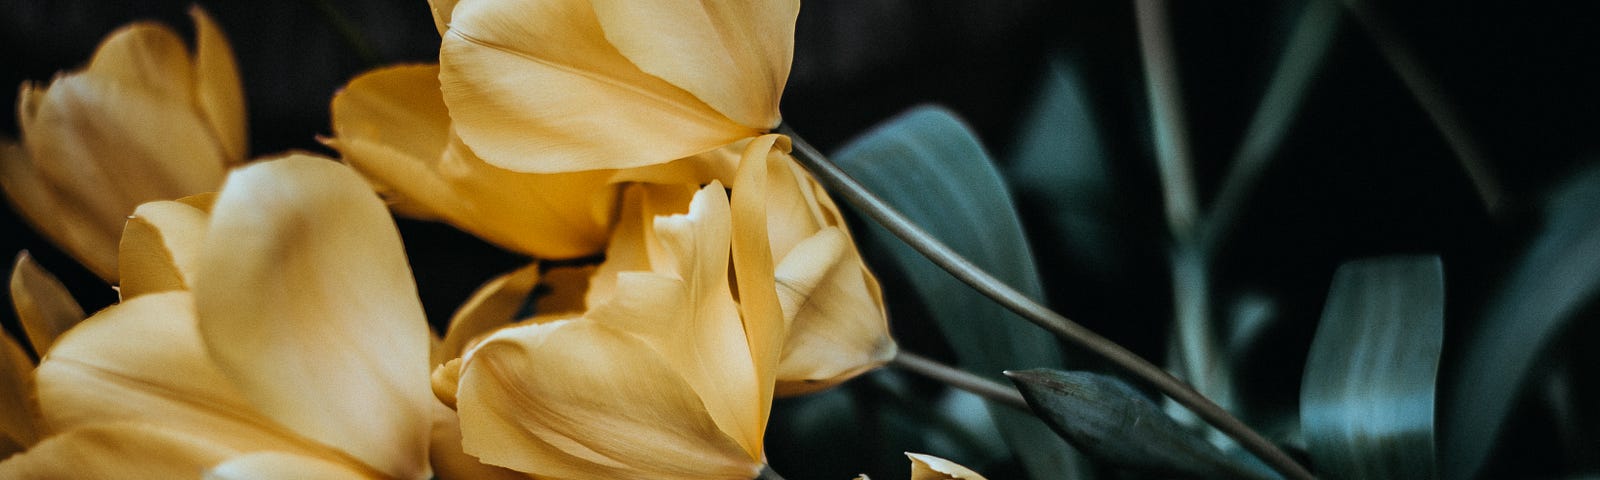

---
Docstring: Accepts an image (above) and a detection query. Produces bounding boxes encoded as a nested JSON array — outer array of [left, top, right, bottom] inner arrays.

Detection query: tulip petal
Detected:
[[118, 200, 210, 299], [457, 319, 761, 479], [0, 422, 239, 479], [205, 452, 374, 480], [429, 0, 460, 35], [590, 0, 795, 129], [429, 401, 531, 480], [908, 453, 990, 480], [9, 252, 85, 355], [771, 228, 895, 395], [0, 331, 38, 450], [190, 6, 248, 164], [727, 135, 787, 416], [193, 156, 431, 479], [584, 183, 694, 308], [0, 138, 120, 280], [588, 183, 764, 457], [435, 262, 541, 366], [331, 65, 616, 258], [34, 292, 311, 455], [440, 0, 754, 172]]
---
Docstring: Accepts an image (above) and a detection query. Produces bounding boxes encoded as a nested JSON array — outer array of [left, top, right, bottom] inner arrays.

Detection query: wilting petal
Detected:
[[440, 0, 754, 173], [429, 401, 530, 480], [331, 65, 617, 258], [34, 291, 310, 455], [193, 156, 431, 479], [0, 423, 238, 479], [0, 331, 37, 452], [457, 319, 761, 479], [205, 452, 373, 480], [587, 183, 764, 458], [591, 0, 795, 129], [9, 252, 85, 355], [908, 453, 990, 480], [435, 263, 541, 366], [190, 6, 247, 164], [118, 200, 210, 299]]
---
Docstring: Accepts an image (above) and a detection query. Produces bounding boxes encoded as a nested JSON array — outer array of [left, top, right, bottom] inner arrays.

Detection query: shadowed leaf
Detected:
[[1301, 255, 1443, 479], [1446, 164, 1600, 479], [832, 106, 1087, 479], [1007, 369, 1274, 480]]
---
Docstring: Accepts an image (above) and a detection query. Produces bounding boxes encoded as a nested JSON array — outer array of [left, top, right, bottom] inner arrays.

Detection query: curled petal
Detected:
[[435, 263, 541, 366], [118, 200, 210, 299], [591, 0, 795, 129], [193, 156, 431, 479], [440, 0, 754, 172], [772, 228, 895, 396], [908, 453, 990, 480], [428, 401, 531, 480], [9, 252, 84, 355], [457, 319, 760, 479]]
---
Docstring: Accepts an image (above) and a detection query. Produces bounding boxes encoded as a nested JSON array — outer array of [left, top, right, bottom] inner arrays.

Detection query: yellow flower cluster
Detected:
[[0, 1, 991, 478]]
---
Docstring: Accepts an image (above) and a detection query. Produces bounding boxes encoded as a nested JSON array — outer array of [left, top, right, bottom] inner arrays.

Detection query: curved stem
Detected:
[[759, 465, 787, 480], [890, 351, 1030, 412], [778, 125, 1315, 480]]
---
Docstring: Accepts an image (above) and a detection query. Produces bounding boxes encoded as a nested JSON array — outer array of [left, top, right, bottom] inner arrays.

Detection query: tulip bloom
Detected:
[[0, 7, 246, 280], [0, 253, 86, 456], [1, 157, 439, 479], [434, 0, 797, 173]]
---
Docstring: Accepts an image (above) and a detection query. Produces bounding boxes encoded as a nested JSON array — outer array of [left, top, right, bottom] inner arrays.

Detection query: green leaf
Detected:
[[1300, 255, 1444, 480], [1007, 369, 1274, 480], [832, 106, 1088, 479], [1446, 165, 1600, 479]]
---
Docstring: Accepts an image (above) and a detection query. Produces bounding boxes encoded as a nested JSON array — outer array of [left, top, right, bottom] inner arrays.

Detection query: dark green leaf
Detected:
[[1007, 369, 1274, 480], [1301, 255, 1444, 480], [832, 106, 1088, 479], [1446, 165, 1600, 479]]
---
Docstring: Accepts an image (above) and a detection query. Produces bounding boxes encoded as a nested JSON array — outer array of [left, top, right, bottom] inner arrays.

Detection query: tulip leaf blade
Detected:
[[1007, 368, 1275, 480], [831, 105, 1087, 479], [1445, 164, 1600, 479], [1301, 255, 1444, 480]]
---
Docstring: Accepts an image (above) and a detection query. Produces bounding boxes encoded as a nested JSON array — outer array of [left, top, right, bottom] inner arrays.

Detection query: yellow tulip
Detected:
[[0, 253, 87, 456], [1, 156, 448, 479], [0, 7, 246, 280], [434, 0, 797, 173], [853, 453, 992, 480], [439, 183, 778, 479]]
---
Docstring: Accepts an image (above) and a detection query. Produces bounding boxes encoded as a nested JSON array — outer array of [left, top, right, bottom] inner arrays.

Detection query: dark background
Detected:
[[3, 0, 1598, 478]]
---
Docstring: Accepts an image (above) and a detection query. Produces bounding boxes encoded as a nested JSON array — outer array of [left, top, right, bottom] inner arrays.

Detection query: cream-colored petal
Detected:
[[9, 252, 85, 355], [727, 135, 787, 417], [772, 228, 895, 396], [429, 0, 460, 35], [0, 138, 120, 280], [434, 138, 617, 259], [35, 291, 316, 456], [429, 400, 531, 480], [457, 319, 761, 479], [588, 183, 764, 458], [190, 6, 248, 164], [193, 155, 431, 479], [439, 0, 754, 173], [908, 453, 990, 480], [205, 452, 376, 480], [118, 200, 210, 299], [0, 331, 38, 450], [435, 263, 541, 366], [584, 183, 694, 308], [591, 0, 795, 129], [0, 422, 239, 479]]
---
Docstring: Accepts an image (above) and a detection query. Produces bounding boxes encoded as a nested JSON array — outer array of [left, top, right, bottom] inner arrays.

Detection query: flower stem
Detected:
[[759, 464, 788, 480], [890, 351, 1029, 412], [779, 126, 1316, 480]]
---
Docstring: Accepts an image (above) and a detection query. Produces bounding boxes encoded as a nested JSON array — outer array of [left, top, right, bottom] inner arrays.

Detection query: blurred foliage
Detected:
[[4, 0, 1599, 478]]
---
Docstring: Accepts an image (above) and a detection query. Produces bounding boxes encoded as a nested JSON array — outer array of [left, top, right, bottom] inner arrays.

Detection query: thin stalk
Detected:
[[779, 126, 1316, 480], [1341, 0, 1505, 216], [1201, 0, 1342, 253], [759, 465, 788, 480], [891, 351, 1030, 412], [1134, 0, 1201, 241]]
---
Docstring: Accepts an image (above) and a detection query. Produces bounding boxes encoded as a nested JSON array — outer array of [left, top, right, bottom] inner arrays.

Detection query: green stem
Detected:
[[758, 465, 787, 480], [778, 126, 1316, 480], [890, 351, 1029, 412], [1133, 0, 1201, 241]]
